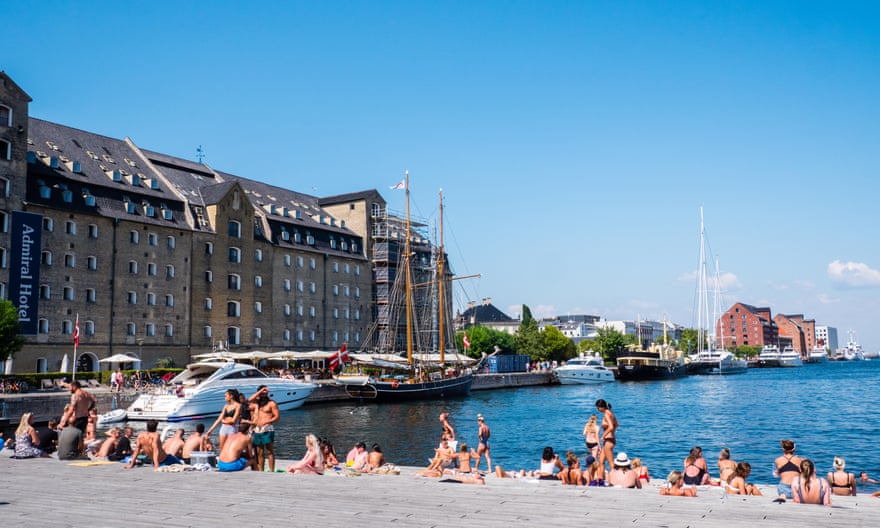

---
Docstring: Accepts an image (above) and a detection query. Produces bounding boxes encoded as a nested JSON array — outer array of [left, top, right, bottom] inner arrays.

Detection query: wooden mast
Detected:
[[438, 189, 446, 365], [404, 171, 414, 366]]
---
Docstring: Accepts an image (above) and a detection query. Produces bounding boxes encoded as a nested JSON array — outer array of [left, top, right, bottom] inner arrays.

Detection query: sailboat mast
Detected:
[[697, 207, 709, 354], [404, 171, 414, 365], [438, 189, 446, 364]]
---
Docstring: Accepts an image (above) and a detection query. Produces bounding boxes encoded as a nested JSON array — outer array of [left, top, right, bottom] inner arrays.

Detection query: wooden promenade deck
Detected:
[[3, 454, 878, 527]]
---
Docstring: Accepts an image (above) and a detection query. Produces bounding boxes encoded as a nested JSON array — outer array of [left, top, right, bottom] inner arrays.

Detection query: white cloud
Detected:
[[817, 293, 839, 304], [827, 260, 880, 288], [532, 304, 556, 319]]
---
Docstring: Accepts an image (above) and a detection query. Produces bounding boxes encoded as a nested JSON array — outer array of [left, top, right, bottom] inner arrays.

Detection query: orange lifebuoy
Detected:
[[391, 380, 400, 389]]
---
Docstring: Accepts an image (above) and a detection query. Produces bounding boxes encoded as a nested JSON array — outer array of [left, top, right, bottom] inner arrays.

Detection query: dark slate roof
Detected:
[[26, 118, 188, 228], [318, 189, 384, 207], [199, 181, 238, 206], [457, 303, 515, 324]]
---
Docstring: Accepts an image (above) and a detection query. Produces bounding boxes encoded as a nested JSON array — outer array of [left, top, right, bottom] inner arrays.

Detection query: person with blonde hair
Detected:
[[660, 470, 697, 497], [632, 457, 650, 483], [718, 447, 737, 483], [827, 456, 856, 496], [286, 434, 324, 475], [791, 459, 832, 506], [14, 413, 47, 458], [474, 414, 491, 473], [582, 414, 600, 459]]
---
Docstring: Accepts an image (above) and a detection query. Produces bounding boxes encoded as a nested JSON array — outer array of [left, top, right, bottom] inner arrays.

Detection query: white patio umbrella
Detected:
[[98, 353, 141, 364]]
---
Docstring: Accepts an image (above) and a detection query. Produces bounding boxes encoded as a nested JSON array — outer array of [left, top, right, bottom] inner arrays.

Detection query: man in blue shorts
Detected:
[[217, 423, 255, 472], [125, 419, 183, 469]]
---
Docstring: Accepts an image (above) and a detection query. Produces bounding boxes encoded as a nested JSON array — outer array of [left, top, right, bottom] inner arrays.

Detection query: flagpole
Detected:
[[72, 313, 79, 381]]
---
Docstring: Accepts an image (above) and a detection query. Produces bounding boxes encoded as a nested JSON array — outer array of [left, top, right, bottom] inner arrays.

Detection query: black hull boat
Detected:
[[616, 351, 688, 381], [344, 372, 473, 401]]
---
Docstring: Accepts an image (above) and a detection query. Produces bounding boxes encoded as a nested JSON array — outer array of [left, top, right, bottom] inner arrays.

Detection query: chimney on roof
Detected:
[[467, 301, 476, 310], [482, 297, 492, 306]]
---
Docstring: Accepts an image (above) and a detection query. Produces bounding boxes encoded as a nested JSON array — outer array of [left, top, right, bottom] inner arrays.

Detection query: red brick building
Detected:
[[774, 314, 816, 355], [717, 302, 780, 349]]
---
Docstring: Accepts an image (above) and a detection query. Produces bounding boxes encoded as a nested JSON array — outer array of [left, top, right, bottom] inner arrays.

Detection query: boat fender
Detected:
[[391, 380, 400, 389]]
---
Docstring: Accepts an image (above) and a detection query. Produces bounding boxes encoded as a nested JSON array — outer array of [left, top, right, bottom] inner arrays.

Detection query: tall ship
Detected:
[[687, 209, 747, 375], [338, 174, 474, 401]]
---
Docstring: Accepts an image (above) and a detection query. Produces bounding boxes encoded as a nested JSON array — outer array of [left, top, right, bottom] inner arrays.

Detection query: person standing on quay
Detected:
[[474, 414, 491, 473], [595, 399, 617, 479], [61, 380, 96, 433], [250, 385, 280, 472]]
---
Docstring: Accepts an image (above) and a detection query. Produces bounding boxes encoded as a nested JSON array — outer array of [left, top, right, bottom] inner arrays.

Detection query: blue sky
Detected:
[[7, 1, 879, 351]]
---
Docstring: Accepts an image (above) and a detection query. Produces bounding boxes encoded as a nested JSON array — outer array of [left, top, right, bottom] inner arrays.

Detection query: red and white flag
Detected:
[[463, 333, 470, 350], [329, 343, 349, 370], [389, 179, 405, 190], [73, 315, 80, 349]]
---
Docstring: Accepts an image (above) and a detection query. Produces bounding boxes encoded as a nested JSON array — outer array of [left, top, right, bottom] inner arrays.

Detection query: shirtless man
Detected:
[[182, 424, 208, 462], [249, 385, 280, 472], [125, 419, 182, 469], [426, 439, 455, 473], [217, 423, 256, 472], [439, 412, 455, 448], [162, 428, 186, 459], [61, 380, 96, 433]]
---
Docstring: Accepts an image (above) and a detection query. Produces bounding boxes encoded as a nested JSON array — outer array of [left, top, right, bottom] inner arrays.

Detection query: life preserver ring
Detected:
[[391, 380, 400, 389]]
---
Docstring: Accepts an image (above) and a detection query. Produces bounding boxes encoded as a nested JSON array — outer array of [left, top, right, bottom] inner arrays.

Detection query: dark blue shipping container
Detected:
[[488, 354, 530, 373]]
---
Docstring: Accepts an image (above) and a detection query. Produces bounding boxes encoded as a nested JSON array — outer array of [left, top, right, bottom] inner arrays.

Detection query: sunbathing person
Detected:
[[125, 419, 183, 469], [368, 443, 386, 471], [660, 470, 697, 497], [162, 428, 186, 459], [181, 424, 208, 463], [557, 451, 584, 485], [217, 423, 256, 472], [725, 462, 761, 495], [425, 439, 455, 473], [607, 452, 641, 489], [450, 443, 478, 474], [92, 428, 121, 460], [286, 434, 324, 475], [346, 441, 370, 471]]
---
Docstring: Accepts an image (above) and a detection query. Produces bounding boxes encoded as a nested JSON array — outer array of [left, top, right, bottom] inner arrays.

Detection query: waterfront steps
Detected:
[[3, 454, 877, 527]]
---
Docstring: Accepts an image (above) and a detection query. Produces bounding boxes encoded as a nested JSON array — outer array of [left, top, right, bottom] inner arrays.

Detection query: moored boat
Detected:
[[339, 176, 473, 401], [126, 361, 317, 422], [805, 346, 829, 364], [617, 343, 688, 381], [555, 352, 615, 384], [757, 345, 803, 368]]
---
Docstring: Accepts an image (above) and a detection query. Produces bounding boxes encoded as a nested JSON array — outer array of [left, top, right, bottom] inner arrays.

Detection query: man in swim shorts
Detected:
[[249, 385, 280, 472], [218, 423, 255, 472], [125, 419, 182, 469]]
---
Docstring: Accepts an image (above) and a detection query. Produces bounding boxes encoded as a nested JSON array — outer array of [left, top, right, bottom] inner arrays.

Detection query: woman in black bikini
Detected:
[[206, 389, 242, 452], [595, 399, 617, 479], [827, 456, 857, 496], [774, 439, 803, 499]]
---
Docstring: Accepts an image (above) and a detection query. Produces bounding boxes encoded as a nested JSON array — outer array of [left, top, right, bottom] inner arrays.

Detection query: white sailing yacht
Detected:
[[687, 208, 747, 375]]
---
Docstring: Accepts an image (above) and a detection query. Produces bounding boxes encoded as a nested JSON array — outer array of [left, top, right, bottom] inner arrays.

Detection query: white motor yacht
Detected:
[[555, 353, 615, 384], [127, 361, 317, 422]]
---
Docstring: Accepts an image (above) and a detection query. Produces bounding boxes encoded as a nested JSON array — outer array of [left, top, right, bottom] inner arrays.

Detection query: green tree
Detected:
[[456, 326, 515, 358], [679, 328, 702, 355], [514, 305, 544, 359], [577, 339, 596, 353], [594, 326, 628, 363], [542, 325, 576, 362], [0, 299, 26, 362]]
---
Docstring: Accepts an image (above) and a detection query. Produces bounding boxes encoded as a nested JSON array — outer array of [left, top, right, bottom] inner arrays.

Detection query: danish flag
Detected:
[[73, 315, 80, 348], [463, 333, 470, 350], [329, 343, 349, 370]]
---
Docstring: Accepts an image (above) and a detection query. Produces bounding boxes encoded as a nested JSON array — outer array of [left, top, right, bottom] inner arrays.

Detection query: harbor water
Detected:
[[137, 361, 880, 488]]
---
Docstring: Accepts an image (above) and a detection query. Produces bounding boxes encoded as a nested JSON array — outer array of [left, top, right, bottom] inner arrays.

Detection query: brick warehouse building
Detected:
[[1, 71, 448, 374]]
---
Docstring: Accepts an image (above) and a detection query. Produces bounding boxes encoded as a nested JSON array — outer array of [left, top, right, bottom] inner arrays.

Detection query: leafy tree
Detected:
[[679, 328, 702, 355], [593, 326, 628, 363], [0, 299, 26, 362], [577, 339, 596, 353], [542, 325, 576, 362], [515, 305, 543, 359], [456, 326, 515, 358]]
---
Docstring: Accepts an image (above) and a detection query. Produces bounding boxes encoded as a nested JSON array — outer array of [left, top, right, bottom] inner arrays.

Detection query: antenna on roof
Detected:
[[196, 145, 205, 164]]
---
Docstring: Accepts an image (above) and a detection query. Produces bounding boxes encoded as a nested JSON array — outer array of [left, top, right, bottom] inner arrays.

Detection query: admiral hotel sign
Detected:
[[10, 211, 42, 335]]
